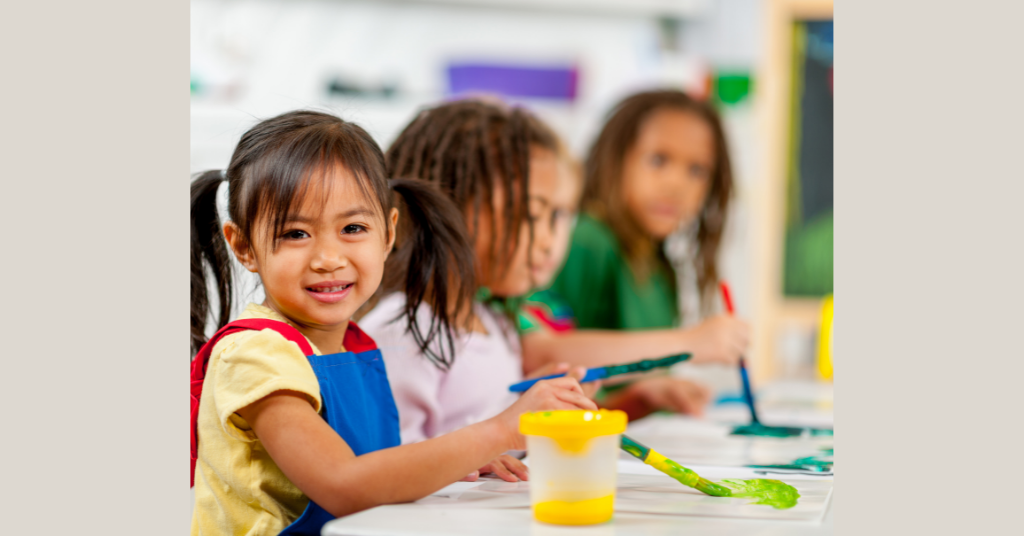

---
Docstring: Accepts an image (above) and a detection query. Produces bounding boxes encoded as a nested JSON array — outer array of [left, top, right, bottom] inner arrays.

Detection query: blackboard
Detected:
[[783, 20, 833, 297]]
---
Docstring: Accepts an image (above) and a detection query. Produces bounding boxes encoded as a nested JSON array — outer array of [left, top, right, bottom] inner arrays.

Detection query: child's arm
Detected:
[[600, 375, 712, 420], [238, 376, 595, 518], [521, 314, 749, 375]]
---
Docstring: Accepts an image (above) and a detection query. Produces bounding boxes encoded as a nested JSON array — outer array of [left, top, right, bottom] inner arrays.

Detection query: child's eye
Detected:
[[649, 153, 667, 167], [548, 209, 578, 233], [550, 208, 569, 226], [689, 164, 711, 180], [342, 224, 367, 235], [282, 230, 310, 240]]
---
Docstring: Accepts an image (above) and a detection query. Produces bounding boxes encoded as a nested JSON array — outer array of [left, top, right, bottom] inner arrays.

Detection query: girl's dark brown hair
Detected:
[[190, 110, 475, 370], [385, 99, 559, 286], [583, 89, 733, 310]]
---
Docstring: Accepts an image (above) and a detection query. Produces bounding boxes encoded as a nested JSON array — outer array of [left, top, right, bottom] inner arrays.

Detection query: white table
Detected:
[[323, 500, 833, 536], [324, 381, 834, 536]]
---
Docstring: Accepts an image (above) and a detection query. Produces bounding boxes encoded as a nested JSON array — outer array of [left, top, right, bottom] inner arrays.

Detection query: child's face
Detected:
[[621, 108, 715, 239], [530, 159, 580, 288], [233, 167, 397, 331], [475, 146, 559, 298]]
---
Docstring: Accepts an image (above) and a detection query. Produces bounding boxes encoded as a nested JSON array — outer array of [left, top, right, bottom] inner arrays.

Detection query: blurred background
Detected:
[[190, 0, 833, 393]]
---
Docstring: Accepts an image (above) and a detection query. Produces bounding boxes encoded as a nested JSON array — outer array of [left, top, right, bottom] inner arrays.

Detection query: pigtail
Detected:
[[380, 178, 476, 371], [190, 170, 233, 356]]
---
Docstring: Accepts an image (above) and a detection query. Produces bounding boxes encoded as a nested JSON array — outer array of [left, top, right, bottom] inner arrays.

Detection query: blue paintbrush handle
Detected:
[[738, 357, 760, 424], [508, 367, 608, 392]]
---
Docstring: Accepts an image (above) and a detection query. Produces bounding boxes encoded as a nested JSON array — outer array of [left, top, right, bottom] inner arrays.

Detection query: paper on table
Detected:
[[426, 481, 483, 500], [416, 469, 832, 522], [614, 473, 833, 522], [416, 478, 532, 509]]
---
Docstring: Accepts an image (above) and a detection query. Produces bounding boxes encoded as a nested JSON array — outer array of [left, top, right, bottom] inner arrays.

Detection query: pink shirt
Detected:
[[359, 293, 523, 444]]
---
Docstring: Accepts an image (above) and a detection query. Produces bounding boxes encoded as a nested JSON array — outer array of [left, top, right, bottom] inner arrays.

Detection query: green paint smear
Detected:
[[820, 447, 834, 455], [719, 479, 801, 509], [732, 423, 833, 437]]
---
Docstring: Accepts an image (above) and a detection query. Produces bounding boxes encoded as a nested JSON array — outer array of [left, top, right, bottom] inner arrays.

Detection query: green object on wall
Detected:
[[783, 210, 833, 296], [714, 72, 752, 106]]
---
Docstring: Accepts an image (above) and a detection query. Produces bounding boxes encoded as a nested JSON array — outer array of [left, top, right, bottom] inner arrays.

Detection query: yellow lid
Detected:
[[520, 410, 627, 438]]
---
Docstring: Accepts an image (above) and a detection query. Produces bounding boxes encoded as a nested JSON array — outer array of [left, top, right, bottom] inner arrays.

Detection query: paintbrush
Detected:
[[719, 281, 761, 424], [508, 354, 691, 392], [620, 435, 732, 497], [718, 285, 835, 438]]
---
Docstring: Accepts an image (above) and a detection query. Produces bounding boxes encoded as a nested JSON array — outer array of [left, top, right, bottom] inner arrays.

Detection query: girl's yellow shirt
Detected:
[[191, 303, 322, 536]]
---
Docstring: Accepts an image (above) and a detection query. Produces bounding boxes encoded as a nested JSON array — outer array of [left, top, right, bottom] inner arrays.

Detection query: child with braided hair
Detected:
[[359, 99, 579, 482], [360, 98, 733, 483]]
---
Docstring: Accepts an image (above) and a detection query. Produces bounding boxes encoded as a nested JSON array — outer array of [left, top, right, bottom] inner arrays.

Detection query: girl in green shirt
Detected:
[[530, 90, 751, 419]]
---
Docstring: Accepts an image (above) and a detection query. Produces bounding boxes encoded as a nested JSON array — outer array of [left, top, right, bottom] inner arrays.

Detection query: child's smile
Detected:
[[304, 280, 355, 304]]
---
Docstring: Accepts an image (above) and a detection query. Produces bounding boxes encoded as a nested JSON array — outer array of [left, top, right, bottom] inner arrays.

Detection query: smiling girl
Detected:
[[189, 111, 595, 536]]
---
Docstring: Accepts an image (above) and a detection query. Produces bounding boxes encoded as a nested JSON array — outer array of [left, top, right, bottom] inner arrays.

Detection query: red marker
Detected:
[[719, 281, 736, 315]]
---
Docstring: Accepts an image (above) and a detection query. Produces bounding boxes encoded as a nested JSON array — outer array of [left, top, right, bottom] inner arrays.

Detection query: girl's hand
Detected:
[[493, 370, 598, 450], [684, 314, 751, 365], [525, 362, 602, 399], [604, 376, 712, 420], [460, 454, 530, 482]]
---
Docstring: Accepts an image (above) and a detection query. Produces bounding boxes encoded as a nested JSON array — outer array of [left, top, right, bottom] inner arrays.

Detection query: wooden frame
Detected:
[[751, 0, 833, 383]]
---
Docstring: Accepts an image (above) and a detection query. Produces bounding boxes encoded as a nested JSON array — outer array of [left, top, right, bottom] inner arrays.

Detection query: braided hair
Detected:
[[385, 99, 559, 285]]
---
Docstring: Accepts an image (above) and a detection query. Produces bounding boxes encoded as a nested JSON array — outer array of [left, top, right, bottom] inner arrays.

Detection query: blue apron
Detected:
[[278, 345, 401, 535]]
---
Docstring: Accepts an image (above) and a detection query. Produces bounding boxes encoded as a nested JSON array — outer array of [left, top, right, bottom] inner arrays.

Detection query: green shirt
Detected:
[[549, 213, 678, 331]]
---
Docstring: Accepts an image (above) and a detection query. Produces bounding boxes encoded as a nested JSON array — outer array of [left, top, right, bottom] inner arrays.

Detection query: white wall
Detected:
[[189, 0, 767, 170]]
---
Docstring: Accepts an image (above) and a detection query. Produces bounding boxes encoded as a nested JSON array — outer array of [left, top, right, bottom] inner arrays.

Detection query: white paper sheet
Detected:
[[417, 470, 833, 522], [614, 473, 833, 522], [417, 479, 532, 509]]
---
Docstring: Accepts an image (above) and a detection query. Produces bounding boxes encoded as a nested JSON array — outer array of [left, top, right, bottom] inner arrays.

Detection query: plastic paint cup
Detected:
[[520, 409, 627, 525]]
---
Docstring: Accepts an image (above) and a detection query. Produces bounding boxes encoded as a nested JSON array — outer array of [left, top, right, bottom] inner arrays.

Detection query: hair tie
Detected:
[[220, 169, 228, 180]]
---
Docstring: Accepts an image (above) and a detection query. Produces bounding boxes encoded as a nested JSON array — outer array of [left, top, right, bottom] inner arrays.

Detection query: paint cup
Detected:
[[520, 409, 627, 525]]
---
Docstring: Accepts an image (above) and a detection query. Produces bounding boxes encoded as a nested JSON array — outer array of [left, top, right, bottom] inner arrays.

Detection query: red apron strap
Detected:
[[342, 320, 378, 354], [190, 319, 313, 488]]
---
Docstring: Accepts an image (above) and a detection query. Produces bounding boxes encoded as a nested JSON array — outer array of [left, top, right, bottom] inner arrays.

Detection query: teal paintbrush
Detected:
[[509, 354, 691, 392]]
